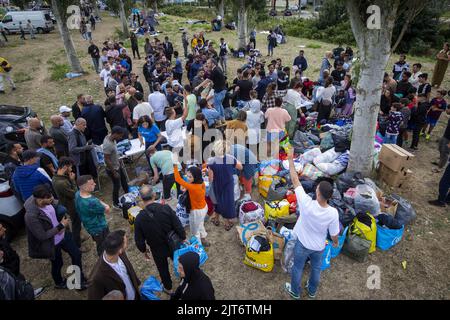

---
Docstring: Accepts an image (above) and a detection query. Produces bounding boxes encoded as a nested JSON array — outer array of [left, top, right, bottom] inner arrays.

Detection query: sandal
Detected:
[[211, 217, 220, 226], [224, 222, 234, 231]]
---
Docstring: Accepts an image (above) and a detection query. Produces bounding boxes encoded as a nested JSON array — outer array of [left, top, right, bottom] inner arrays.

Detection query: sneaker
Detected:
[[12, 87, 16, 91], [284, 282, 300, 300], [425, 134, 430, 140], [419, 132, 425, 137], [33, 287, 45, 299], [305, 281, 317, 299], [428, 200, 446, 208]]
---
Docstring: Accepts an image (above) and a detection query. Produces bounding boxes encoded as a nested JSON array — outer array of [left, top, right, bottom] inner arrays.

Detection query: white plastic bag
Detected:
[[233, 174, 241, 201], [239, 201, 265, 225], [302, 148, 322, 163], [175, 203, 190, 227], [281, 238, 297, 274], [313, 147, 341, 166], [316, 162, 346, 176], [282, 159, 303, 172]]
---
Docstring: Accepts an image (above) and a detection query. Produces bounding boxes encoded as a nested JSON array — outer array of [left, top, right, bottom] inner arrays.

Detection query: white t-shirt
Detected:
[[246, 110, 264, 145], [320, 86, 336, 103], [133, 102, 154, 121], [103, 254, 135, 300], [100, 68, 111, 88], [148, 92, 168, 122], [292, 185, 340, 251], [165, 117, 184, 148]]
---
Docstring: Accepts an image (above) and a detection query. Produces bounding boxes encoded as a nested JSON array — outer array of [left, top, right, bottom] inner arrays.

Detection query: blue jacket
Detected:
[[12, 163, 52, 202]]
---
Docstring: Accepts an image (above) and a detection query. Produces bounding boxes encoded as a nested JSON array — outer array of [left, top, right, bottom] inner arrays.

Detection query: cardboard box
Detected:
[[378, 164, 412, 188], [380, 196, 399, 215], [379, 144, 415, 172]]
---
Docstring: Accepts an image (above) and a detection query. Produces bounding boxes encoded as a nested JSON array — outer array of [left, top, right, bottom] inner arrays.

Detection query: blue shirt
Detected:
[[138, 124, 160, 144], [201, 108, 221, 127]]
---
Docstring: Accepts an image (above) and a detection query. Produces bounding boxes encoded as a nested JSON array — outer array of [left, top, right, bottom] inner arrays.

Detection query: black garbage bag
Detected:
[[266, 179, 289, 202], [391, 194, 417, 225], [336, 172, 365, 194], [332, 133, 351, 153]]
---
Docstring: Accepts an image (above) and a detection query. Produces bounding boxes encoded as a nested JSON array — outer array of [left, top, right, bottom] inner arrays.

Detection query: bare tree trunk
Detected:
[[152, 0, 158, 13], [119, 0, 130, 38], [51, 0, 84, 73], [285, 0, 289, 10], [299, 0, 302, 17], [237, 0, 248, 49], [218, 0, 225, 18], [345, 0, 399, 175]]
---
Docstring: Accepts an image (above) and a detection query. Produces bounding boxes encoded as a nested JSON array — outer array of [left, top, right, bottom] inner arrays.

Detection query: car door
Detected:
[[1, 14, 17, 33]]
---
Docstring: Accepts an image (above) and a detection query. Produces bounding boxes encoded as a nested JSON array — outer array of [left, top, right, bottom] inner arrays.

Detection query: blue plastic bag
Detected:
[[321, 242, 332, 270], [173, 236, 208, 277], [140, 276, 163, 300], [376, 225, 404, 251], [330, 226, 348, 259]]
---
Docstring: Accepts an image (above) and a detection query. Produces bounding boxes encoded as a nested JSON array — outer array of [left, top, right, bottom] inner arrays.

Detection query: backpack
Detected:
[[0, 267, 34, 300]]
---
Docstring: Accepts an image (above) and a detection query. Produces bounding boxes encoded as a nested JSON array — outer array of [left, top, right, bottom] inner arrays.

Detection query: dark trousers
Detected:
[[68, 209, 82, 248], [438, 162, 450, 203], [1, 31, 7, 42], [132, 46, 141, 59], [50, 232, 85, 285], [250, 38, 256, 49], [317, 102, 332, 124], [91, 227, 110, 256], [162, 174, 180, 199], [410, 124, 424, 149], [183, 44, 188, 58], [150, 249, 172, 290], [396, 127, 407, 147], [106, 167, 129, 206], [20, 30, 26, 40], [439, 137, 450, 168]]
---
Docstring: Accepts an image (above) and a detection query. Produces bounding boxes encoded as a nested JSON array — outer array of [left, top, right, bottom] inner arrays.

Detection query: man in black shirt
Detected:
[[395, 71, 414, 97], [235, 70, 253, 108], [105, 96, 128, 130], [207, 58, 226, 120], [37, 135, 59, 178], [88, 40, 101, 74], [417, 73, 432, 101], [331, 63, 346, 87], [163, 36, 174, 61], [409, 93, 430, 150]]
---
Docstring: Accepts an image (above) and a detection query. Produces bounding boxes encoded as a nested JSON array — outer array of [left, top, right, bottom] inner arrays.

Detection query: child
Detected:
[[423, 90, 448, 140], [385, 103, 403, 144], [173, 165, 209, 247], [397, 98, 411, 147], [334, 90, 346, 116]]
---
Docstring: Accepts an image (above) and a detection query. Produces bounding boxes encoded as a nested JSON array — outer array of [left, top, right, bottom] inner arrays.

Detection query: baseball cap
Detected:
[[23, 150, 40, 162], [59, 106, 71, 113]]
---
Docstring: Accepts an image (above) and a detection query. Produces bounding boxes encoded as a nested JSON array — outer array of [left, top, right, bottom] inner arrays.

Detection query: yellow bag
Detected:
[[258, 175, 280, 198], [127, 206, 142, 231], [351, 213, 377, 253], [264, 200, 290, 221], [243, 235, 274, 272]]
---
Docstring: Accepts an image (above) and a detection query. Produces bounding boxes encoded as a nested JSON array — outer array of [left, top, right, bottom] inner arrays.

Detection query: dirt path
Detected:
[[0, 14, 449, 300]]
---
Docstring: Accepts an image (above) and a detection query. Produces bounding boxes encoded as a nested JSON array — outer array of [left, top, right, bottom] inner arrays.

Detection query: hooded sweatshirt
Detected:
[[12, 163, 52, 202], [171, 252, 215, 300], [246, 100, 264, 144]]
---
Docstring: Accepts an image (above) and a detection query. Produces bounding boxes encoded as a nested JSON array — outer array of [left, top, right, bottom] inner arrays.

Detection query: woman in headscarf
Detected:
[[431, 42, 450, 88], [171, 252, 215, 300], [173, 165, 209, 247], [208, 140, 243, 231]]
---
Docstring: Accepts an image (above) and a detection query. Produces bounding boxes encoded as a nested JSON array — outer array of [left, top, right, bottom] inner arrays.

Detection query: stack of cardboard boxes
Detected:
[[378, 144, 415, 188]]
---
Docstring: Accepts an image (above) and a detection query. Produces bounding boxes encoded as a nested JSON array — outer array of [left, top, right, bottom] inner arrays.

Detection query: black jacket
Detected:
[[410, 102, 429, 126], [134, 203, 186, 258], [105, 103, 128, 129], [0, 238, 21, 278], [171, 252, 215, 300], [23, 197, 64, 260]]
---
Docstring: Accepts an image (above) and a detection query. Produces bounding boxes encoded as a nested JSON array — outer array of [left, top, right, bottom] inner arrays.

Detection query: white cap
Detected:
[[59, 106, 71, 113]]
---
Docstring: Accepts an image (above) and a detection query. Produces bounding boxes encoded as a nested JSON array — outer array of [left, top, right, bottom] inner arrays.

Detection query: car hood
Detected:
[[0, 105, 33, 123]]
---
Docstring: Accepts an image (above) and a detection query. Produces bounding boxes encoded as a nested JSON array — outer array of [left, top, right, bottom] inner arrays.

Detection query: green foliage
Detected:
[[11, 0, 29, 9], [160, 4, 215, 21], [105, 0, 134, 15], [48, 62, 71, 81], [306, 43, 322, 49]]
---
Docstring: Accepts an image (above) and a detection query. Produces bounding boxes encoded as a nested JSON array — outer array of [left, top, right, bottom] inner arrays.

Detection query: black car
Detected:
[[0, 105, 36, 153]]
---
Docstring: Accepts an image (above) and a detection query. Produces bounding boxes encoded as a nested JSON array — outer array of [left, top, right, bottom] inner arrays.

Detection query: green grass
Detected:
[[14, 71, 33, 83], [307, 43, 322, 49], [48, 62, 70, 81]]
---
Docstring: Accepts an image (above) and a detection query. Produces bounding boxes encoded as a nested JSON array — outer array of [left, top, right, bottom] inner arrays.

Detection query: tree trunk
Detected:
[[286, 0, 289, 10], [299, 0, 302, 17], [119, 0, 130, 38], [152, 0, 158, 13], [218, 0, 225, 18], [51, 0, 84, 73], [237, 0, 247, 49], [345, 0, 399, 175]]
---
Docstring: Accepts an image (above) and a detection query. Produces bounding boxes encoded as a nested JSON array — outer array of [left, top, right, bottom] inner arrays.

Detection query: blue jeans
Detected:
[[214, 89, 227, 119], [290, 239, 324, 296], [384, 133, 398, 144]]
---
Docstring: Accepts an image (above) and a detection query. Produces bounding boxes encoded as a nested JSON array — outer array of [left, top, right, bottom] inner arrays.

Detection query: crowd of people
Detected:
[[0, 15, 449, 300]]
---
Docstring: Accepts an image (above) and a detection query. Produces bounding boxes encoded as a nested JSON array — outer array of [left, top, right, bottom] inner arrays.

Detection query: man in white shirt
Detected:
[[100, 62, 112, 92], [284, 149, 339, 300], [409, 63, 422, 89], [132, 91, 154, 129], [88, 230, 140, 300], [148, 83, 169, 131]]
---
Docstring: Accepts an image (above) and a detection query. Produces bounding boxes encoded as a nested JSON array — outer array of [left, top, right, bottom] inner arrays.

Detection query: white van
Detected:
[[1, 10, 55, 34]]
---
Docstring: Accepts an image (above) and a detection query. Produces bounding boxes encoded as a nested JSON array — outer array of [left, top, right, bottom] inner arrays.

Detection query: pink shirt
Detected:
[[265, 107, 291, 132], [41, 205, 64, 245]]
